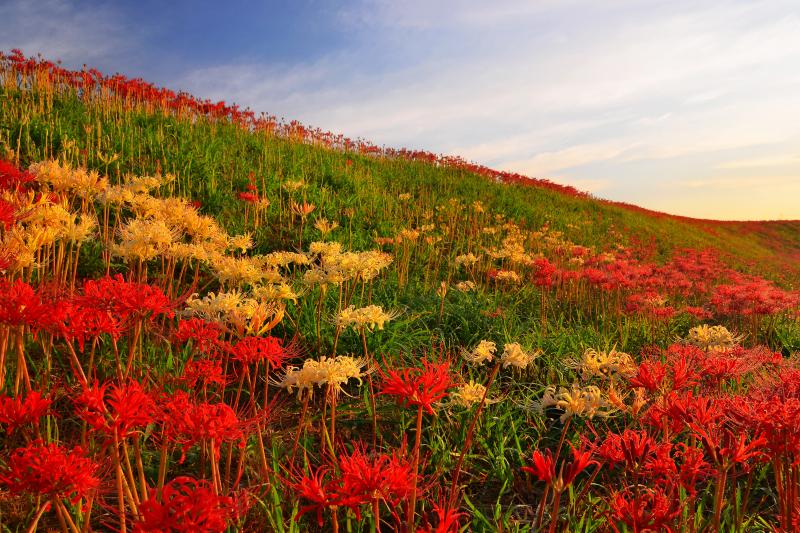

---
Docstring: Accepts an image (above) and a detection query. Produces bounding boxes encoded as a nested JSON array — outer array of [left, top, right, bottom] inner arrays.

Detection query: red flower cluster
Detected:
[[380, 360, 453, 415], [230, 335, 289, 367], [2, 441, 99, 503], [135, 477, 237, 533], [523, 443, 596, 489], [80, 275, 174, 321], [295, 446, 415, 526], [159, 392, 246, 459], [0, 391, 51, 434], [75, 381, 155, 438], [0, 158, 34, 191]]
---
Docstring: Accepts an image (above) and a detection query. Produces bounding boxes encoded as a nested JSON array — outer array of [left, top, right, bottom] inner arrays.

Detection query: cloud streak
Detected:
[[0, 0, 133, 64]]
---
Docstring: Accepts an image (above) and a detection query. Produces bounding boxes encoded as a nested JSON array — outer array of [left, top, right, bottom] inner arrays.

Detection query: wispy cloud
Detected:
[[0, 0, 132, 63], [716, 155, 800, 170], [681, 175, 800, 190], [502, 141, 643, 177]]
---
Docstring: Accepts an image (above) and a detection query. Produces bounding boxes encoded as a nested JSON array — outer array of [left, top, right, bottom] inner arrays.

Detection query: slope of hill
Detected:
[[1, 51, 800, 532], [1, 50, 799, 285]]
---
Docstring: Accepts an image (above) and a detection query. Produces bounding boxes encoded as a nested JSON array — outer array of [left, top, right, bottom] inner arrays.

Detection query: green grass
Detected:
[[1, 73, 800, 532], [2, 85, 798, 285]]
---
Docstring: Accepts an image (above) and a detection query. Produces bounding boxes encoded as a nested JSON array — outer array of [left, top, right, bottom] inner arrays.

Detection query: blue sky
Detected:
[[3, 0, 800, 220]]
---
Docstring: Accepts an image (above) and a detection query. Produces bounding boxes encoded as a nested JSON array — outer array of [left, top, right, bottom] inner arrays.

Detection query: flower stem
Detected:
[[448, 361, 500, 507], [407, 406, 424, 531]]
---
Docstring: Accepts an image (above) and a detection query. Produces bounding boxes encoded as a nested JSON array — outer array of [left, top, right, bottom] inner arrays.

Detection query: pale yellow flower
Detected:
[[275, 355, 370, 399], [228, 233, 254, 253], [500, 343, 539, 370], [336, 305, 398, 332], [314, 217, 339, 237], [111, 218, 177, 262], [687, 324, 740, 351], [309, 241, 343, 258], [454, 253, 480, 267], [494, 270, 521, 284], [462, 340, 497, 366], [566, 348, 636, 380], [450, 381, 497, 407], [531, 384, 614, 423], [283, 179, 306, 193], [454, 281, 476, 292]]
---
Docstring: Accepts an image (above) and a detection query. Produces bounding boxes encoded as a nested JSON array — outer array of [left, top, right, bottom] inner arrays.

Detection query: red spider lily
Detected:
[[337, 445, 415, 506], [711, 276, 798, 317], [655, 391, 723, 431], [79, 275, 174, 323], [609, 486, 680, 532], [625, 291, 675, 320], [174, 318, 224, 354], [294, 467, 346, 527], [522, 449, 556, 484], [294, 444, 416, 527], [236, 191, 260, 203], [380, 359, 451, 529], [180, 358, 228, 388], [379, 360, 453, 415], [691, 422, 767, 469], [532, 257, 557, 288], [629, 360, 667, 393], [1, 440, 99, 504], [675, 444, 712, 495], [684, 305, 713, 320], [700, 346, 780, 390], [664, 344, 701, 390], [230, 335, 290, 367], [74, 380, 156, 439], [597, 430, 657, 471], [416, 505, 464, 533], [0, 198, 15, 229], [50, 299, 125, 350], [0, 159, 34, 191], [563, 443, 598, 486], [134, 476, 237, 532], [643, 442, 678, 481], [0, 278, 51, 328], [700, 354, 749, 388], [729, 374, 800, 459], [159, 391, 246, 459], [0, 391, 51, 434], [523, 443, 597, 489]]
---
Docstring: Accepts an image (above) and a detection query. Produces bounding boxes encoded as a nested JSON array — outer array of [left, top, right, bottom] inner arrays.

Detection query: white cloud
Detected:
[[0, 0, 129, 63], [681, 175, 800, 190], [716, 155, 800, 170], [502, 141, 643, 177]]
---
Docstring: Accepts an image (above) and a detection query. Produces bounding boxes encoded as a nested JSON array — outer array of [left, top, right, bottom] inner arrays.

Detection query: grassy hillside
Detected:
[[1, 62, 799, 285], [1, 52, 800, 532]]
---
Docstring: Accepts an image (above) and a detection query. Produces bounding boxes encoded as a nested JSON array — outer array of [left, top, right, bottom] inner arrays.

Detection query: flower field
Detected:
[[1, 50, 800, 531]]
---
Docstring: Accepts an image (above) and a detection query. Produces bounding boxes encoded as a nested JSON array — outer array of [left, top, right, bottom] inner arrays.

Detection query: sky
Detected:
[[2, 0, 800, 220]]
